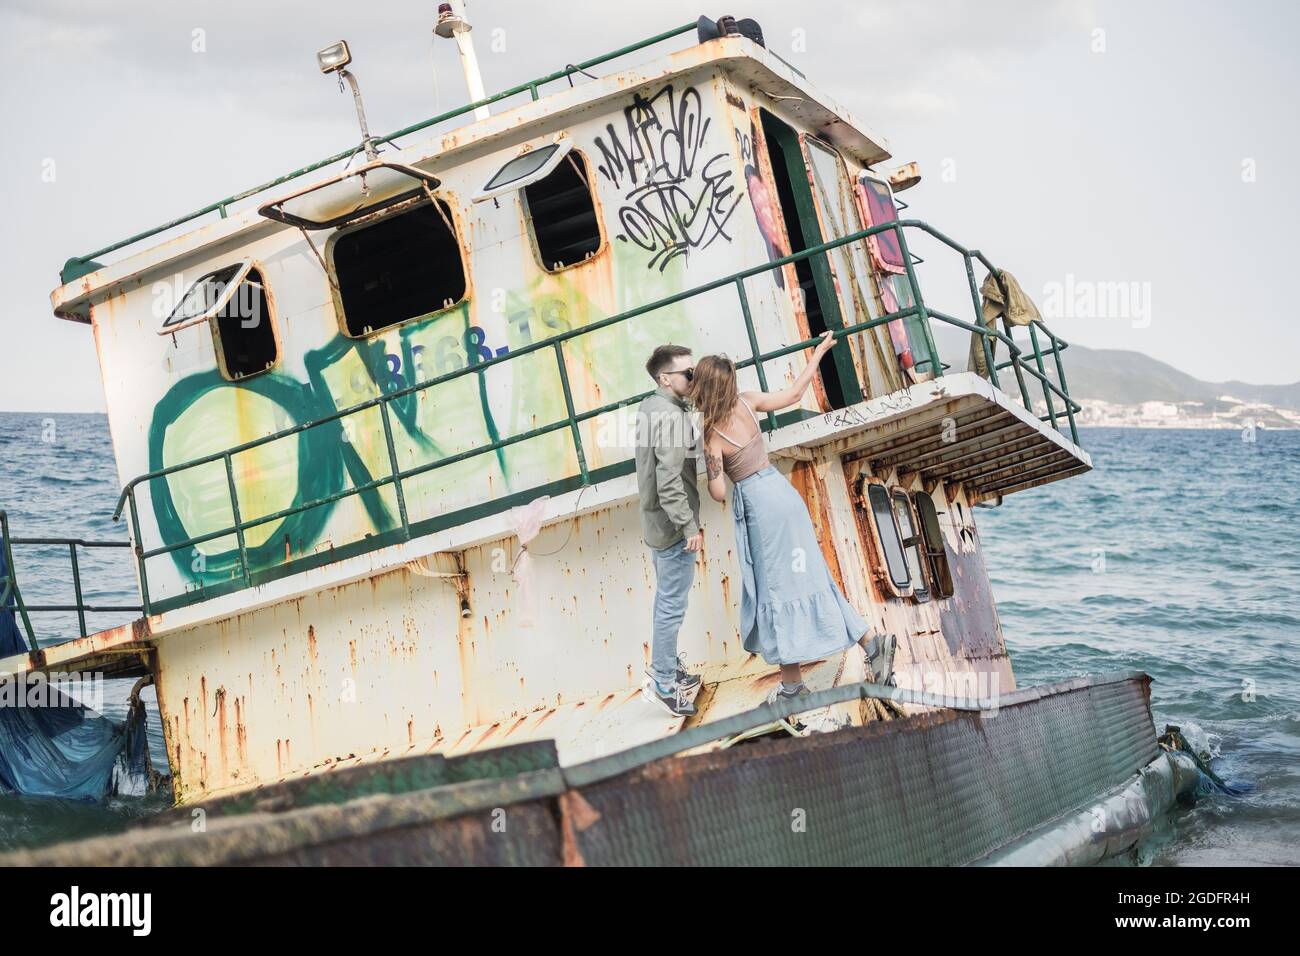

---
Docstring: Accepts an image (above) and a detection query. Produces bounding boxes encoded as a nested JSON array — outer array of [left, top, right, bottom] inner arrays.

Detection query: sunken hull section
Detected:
[[1, 674, 1200, 866]]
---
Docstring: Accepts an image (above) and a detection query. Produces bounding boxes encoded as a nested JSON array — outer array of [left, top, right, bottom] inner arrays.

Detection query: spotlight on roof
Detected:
[[315, 39, 377, 161], [316, 40, 352, 75]]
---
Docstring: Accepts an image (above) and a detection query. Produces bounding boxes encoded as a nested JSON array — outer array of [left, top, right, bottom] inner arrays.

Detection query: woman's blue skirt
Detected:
[[731, 465, 868, 665]]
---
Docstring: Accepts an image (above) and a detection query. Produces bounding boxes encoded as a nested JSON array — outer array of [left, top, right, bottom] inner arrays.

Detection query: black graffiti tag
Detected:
[[594, 84, 742, 271]]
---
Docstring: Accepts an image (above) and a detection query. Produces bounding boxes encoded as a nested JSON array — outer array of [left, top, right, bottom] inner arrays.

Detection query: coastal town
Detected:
[[1075, 395, 1300, 430]]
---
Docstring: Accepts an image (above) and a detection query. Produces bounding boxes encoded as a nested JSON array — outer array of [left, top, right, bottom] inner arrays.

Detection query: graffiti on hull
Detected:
[[594, 83, 743, 272], [141, 84, 748, 595], [146, 263, 695, 593]]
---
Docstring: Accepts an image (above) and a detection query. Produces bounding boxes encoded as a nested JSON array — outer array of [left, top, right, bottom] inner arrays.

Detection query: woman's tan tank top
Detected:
[[714, 401, 770, 482]]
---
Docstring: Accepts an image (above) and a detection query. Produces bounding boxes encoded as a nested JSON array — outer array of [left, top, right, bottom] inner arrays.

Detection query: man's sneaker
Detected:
[[641, 677, 698, 717], [674, 653, 702, 691], [862, 632, 898, 686]]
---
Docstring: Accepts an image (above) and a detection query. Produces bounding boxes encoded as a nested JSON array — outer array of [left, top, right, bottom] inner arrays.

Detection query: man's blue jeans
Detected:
[[649, 538, 697, 693]]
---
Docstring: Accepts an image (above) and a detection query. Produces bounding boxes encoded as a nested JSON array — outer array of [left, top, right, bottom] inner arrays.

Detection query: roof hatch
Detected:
[[257, 159, 442, 230]]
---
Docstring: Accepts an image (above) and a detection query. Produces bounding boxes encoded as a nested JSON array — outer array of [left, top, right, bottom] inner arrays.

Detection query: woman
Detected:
[[691, 331, 896, 718]]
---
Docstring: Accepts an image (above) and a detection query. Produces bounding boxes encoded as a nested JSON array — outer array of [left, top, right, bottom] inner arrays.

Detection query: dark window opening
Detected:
[[333, 200, 466, 337], [866, 483, 910, 592], [893, 491, 929, 602], [213, 268, 277, 379], [914, 492, 955, 599], [760, 109, 848, 409], [524, 152, 601, 270]]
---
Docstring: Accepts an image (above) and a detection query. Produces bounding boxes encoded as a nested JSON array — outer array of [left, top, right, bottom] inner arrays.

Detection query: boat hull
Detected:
[[1, 673, 1195, 866]]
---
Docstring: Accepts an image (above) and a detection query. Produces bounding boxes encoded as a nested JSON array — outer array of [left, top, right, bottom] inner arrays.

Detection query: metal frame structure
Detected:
[[0, 511, 140, 650]]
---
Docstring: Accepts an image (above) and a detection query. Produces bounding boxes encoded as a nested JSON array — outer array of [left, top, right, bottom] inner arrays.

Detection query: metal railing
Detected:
[[0, 511, 141, 652], [109, 217, 1081, 616], [60, 22, 702, 283]]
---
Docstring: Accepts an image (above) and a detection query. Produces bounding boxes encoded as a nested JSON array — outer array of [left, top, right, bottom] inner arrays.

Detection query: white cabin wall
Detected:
[[86, 65, 820, 610]]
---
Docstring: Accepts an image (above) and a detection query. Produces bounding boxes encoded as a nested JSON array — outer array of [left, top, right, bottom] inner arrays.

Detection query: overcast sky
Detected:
[[1, 0, 1295, 412]]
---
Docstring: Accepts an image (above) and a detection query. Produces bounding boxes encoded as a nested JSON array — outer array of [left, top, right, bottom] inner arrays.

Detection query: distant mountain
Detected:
[[929, 329, 1300, 411]]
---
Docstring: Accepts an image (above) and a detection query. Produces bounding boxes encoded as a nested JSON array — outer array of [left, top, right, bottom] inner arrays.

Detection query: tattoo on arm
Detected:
[[706, 452, 723, 480]]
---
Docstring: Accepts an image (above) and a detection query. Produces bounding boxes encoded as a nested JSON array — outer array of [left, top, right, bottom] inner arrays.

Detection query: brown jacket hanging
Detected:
[[969, 269, 1041, 378]]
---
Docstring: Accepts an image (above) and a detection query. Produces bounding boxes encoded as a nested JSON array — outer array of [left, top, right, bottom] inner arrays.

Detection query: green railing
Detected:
[[110, 218, 1081, 617], [0, 511, 141, 652], [60, 22, 703, 284]]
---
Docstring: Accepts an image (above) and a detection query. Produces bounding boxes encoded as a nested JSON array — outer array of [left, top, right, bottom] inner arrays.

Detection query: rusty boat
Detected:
[[0, 9, 1205, 865]]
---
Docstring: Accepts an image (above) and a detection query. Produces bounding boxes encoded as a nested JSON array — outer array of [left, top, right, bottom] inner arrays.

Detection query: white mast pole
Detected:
[[436, 0, 491, 121]]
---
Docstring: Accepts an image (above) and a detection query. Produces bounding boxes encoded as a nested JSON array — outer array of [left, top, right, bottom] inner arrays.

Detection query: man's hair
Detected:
[[645, 344, 693, 381]]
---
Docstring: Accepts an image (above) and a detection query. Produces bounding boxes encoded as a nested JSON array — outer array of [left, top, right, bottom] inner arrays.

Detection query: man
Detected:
[[634, 344, 705, 717]]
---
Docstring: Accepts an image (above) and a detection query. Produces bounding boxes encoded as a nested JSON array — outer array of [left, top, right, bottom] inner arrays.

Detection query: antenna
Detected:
[[435, 1, 490, 121]]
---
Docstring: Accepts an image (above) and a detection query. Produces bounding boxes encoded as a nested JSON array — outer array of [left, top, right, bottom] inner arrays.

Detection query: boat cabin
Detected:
[[10, 20, 1089, 802]]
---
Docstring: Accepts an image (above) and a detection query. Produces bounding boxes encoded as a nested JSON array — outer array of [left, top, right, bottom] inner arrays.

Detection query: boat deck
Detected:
[[767, 372, 1091, 501]]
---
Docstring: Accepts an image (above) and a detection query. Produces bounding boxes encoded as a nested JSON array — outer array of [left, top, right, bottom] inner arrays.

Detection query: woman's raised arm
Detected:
[[746, 330, 837, 413]]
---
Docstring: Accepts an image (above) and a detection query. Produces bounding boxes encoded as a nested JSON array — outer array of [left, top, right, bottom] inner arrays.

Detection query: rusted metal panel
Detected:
[[934, 497, 1007, 661], [836, 458, 1013, 707], [0, 617, 151, 679], [0, 676, 1166, 867]]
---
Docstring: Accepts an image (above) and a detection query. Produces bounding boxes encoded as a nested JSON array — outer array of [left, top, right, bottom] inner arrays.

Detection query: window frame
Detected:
[[855, 172, 906, 274], [913, 490, 955, 599], [209, 261, 280, 382], [864, 481, 912, 597], [325, 193, 472, 340], [473, 137, 576, 204], [519, 146, 607, 274], [892, 489, 930, 603], [160, 259, 256, 335]]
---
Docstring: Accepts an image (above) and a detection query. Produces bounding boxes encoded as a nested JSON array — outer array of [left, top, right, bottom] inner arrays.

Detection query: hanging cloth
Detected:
[[970, 269, 1041, 378]]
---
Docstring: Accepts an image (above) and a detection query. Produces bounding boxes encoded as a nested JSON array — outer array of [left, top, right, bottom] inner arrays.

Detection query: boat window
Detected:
[[893, 491, 929, 601], [857, 174, 905, 273], [914, 492, 954, 598], [212, 266, 277, 380], [332, 199, 466, 337], [474, 139, 574, 204], [524, 151, 602, 270], [806, 139, 879, 329], [867, 483, 910, 592], [162, 260, 253, 334]]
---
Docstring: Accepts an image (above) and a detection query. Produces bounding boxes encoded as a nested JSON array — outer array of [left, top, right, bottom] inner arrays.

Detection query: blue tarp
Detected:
[[0, 541, 152, 801]]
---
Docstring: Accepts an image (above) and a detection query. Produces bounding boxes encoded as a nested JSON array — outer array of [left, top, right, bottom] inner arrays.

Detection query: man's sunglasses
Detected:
[[664, 368, 695, 383]]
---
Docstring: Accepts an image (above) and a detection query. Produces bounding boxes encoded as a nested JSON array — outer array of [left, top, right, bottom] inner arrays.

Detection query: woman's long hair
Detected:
[[690, 355, 740, 441]]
